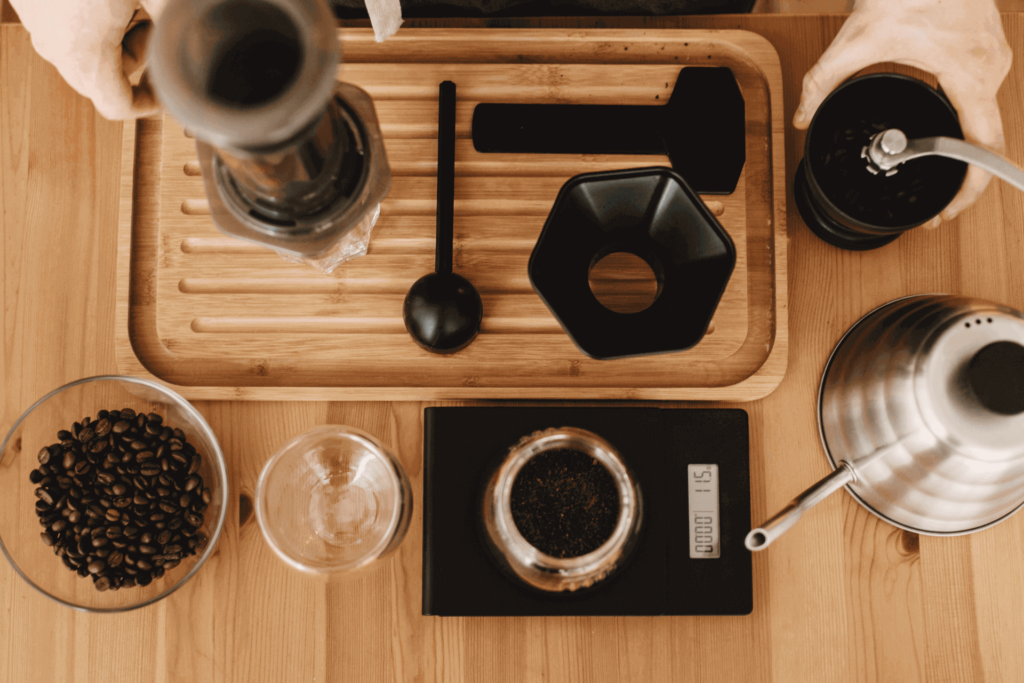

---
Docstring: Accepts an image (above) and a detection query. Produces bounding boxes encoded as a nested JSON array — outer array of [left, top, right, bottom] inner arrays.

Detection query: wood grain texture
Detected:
[[5, 14, 1024, 683], [114, 29, 789, 401]]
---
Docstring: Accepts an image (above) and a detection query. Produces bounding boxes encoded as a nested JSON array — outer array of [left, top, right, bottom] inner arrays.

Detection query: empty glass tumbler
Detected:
[[256, 425, 412, 575]]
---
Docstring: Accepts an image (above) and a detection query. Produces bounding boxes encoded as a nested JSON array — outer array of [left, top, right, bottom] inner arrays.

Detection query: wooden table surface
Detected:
[[3, 13, 1024, 683]]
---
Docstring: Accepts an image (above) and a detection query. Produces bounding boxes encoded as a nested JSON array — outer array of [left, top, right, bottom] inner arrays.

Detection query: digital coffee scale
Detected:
[[422, 407, 752, 616]]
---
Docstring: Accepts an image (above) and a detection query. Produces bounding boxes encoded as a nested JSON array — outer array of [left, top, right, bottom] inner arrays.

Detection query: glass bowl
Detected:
[[256, 425, 412, 576], [0, 376, 228, 612]]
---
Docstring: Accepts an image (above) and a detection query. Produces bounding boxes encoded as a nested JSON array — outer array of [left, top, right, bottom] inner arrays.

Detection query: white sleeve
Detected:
[[364, 0, 403, 42]]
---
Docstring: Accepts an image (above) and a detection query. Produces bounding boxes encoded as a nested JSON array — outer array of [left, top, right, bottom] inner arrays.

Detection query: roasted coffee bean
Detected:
[[201, 488, 212, 505], [40, 531, 55, 547], [94, 576, 111, 591], [33, 410, 211, 591]]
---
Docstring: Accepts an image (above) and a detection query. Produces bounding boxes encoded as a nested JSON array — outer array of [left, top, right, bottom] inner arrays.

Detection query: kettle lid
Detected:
[[967, 341, 1024, 415], [916, 307, 1024, 455]]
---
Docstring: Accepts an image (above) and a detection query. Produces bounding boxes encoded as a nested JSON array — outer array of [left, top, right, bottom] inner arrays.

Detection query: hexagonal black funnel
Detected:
[[529, 167, 735, 360]]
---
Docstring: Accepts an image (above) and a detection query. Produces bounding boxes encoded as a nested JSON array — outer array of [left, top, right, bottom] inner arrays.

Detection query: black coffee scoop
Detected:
[[404, 81, 484, 354]]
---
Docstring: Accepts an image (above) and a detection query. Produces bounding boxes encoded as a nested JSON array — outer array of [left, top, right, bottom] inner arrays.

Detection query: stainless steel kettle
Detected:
[[747, 294, 1024, 551]]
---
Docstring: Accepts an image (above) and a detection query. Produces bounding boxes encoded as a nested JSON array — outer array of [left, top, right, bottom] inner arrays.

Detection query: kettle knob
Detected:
[[967, 341, 1024, 415]]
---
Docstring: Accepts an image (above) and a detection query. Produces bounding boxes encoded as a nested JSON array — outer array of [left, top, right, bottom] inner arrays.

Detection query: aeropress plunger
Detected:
[[403, 81, 483, 353]]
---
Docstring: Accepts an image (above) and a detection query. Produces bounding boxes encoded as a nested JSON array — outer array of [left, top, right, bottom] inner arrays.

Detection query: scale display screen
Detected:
[[688, 464, 721, 559]]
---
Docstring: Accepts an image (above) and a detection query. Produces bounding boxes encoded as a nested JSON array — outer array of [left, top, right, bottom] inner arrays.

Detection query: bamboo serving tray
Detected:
[[115, 28, 788, 400]]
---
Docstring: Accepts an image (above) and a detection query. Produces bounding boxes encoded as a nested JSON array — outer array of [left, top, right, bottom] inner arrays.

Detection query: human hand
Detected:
[[794, 0, 1013, 226], [11, 0, 168, 120]]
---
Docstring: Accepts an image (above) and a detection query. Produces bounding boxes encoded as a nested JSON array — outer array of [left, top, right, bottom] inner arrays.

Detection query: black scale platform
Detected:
[[422, 407, 752, 616]]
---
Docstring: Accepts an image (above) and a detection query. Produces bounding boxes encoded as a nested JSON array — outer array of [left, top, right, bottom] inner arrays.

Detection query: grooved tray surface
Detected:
[[115, 28, 788, 400]]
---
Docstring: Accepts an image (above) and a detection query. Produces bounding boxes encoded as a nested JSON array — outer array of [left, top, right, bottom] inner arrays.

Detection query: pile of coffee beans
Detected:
[[31, 409, 211, 592]]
